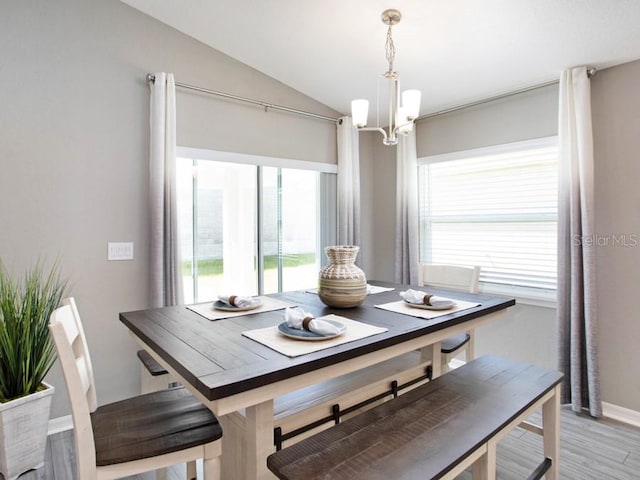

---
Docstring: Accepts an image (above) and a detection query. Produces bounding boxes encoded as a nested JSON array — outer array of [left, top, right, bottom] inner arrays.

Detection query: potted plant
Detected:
[[0, 260, 66, 480]]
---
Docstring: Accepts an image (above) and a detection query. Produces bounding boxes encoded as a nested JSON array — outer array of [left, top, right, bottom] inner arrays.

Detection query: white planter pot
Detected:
[[0, 382, 54, 480]]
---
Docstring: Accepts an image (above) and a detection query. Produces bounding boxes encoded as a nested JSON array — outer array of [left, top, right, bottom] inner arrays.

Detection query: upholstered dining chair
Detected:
[[49, 298, 222, 480], [418, 264, 481, 373]]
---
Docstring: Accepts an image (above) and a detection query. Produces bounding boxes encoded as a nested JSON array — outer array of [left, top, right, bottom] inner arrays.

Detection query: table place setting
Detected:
[[187, 294, 296, 321], [242, 306, 388, 357], [375, 288, 481, 320]]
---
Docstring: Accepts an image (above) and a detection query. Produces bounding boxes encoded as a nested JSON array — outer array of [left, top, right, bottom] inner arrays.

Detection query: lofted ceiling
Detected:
[[121, 0, 640, 117]]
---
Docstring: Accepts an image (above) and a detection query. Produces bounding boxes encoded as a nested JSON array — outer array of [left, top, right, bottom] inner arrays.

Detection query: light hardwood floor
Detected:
[[4, 407, 640, 479]]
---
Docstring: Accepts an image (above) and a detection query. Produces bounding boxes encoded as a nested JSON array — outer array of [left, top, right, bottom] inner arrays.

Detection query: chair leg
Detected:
[[187, 460, 197, 480]]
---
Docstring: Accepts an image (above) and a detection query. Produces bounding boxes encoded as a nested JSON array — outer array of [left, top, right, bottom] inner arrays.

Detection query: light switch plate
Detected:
[[108, 242, 134, 261]]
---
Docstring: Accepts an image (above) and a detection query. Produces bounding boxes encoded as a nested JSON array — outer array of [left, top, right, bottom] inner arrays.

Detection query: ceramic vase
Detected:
[[318, 245, 367, 308]]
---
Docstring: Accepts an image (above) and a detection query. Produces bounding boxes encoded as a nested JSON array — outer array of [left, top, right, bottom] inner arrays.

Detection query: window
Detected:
[[418, 138, 558, 298], [177, 148, 337, 304]]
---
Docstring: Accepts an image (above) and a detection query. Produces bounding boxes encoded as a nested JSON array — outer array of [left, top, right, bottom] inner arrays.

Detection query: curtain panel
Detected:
[[557, 66, 601, 417], [395, 130, 419, 284], [337, 117, 362, 264], [149, 72, 184, 308]]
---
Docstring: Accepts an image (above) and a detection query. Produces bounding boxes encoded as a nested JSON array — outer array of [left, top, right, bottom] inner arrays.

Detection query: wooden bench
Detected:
[[267, 355, 563, 480]]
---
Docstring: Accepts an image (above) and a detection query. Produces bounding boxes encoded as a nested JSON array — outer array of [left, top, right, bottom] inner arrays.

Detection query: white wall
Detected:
[[0, 0, 338, 418]]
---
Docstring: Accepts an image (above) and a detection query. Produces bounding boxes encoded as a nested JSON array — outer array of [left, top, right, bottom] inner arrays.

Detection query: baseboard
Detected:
[[48, 415, 73, 435], [602, 402, 640, 428]]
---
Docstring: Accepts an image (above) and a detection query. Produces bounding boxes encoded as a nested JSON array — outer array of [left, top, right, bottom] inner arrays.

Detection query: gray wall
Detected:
[[591, 60, 640, 412], [361, 63, 640, 412], [0, 0, 337, 418], [3, 0, 639, 419]]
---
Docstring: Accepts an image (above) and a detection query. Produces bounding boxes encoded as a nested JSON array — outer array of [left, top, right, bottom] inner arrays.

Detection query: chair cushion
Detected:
[[91, 387, 222, 466], [440, 333, 471, 354]]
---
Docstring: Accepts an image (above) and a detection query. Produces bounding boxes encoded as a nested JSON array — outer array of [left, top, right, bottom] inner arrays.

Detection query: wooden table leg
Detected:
[[471, 439, 496, 480], [246, 400, 276, 480], [542, 384, 561, 480], [422, 342, 442, 379]]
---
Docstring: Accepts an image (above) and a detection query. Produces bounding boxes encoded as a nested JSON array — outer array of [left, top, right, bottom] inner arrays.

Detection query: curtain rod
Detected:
[[146, 73, 339, 123], [416, 67, 597, 121]]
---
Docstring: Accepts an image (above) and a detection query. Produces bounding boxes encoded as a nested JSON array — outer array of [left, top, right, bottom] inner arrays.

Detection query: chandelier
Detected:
[[351, 9, 421, 146]]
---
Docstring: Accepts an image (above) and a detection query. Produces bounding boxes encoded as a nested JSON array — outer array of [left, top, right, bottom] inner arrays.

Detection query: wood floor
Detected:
[[4, 407, 639, 479]]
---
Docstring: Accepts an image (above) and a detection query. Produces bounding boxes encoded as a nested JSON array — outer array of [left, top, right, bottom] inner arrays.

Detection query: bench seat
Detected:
[[267, 355, 563, 480]]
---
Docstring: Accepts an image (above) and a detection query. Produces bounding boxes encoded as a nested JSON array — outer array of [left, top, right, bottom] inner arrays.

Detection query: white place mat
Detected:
[[187, 296, 295, 321], [306, 284, 395, 295], [242, 315, 388, 357], [375, 298, 481, 320]]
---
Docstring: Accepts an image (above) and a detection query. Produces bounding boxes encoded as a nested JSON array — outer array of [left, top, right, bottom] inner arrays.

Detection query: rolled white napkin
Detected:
[[284, 307, 341, 336], [399, 289, 453, 308], [218, 294, 261, 308]]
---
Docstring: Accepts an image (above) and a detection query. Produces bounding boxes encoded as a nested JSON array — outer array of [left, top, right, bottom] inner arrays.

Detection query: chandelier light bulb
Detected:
[[402, 90, 421, 120], [351, 99, 369, 128]]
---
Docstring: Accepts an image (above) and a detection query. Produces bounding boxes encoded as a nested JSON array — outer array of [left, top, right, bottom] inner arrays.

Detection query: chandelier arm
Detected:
[[355, 126, 390, 141], [394, 119, 416, 131]]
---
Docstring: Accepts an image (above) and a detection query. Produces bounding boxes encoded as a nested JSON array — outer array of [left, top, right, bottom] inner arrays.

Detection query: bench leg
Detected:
[[472, 439, 496, 480], [542, 384, 561, 480]]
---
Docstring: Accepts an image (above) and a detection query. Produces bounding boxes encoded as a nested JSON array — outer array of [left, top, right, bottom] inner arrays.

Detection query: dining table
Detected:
[[120, 281, 515, 480]]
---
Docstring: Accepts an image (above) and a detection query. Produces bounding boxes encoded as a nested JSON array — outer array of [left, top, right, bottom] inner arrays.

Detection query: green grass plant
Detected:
[[0, 261, 66, 402]]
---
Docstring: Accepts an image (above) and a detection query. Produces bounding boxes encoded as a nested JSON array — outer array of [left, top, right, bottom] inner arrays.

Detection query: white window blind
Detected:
[[418, 139, 558, 291]]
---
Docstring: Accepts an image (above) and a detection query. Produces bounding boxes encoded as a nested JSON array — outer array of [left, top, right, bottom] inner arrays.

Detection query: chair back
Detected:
[[49, 298, 98, 477], [418, 264, 481, 293]]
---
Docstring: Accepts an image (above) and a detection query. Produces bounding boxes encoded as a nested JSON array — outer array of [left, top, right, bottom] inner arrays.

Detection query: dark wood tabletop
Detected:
[[120, 281, 514, 402]]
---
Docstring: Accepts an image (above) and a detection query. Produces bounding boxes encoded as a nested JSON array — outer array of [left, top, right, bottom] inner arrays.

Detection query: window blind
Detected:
[[418, 141, 558, 291]]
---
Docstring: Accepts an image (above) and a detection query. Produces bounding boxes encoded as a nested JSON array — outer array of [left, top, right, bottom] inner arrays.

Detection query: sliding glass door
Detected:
[[177, 154, 335, 303]]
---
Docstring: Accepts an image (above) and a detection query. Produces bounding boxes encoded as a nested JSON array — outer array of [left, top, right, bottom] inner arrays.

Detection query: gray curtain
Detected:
[[337, 117, 362, 265], [395, 130, 419, 285], [149, 72, 184, 308], [557, 66, 601, 417]]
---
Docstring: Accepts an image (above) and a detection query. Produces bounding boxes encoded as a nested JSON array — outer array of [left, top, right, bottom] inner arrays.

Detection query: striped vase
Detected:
[[318, 245, 367, 308]]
